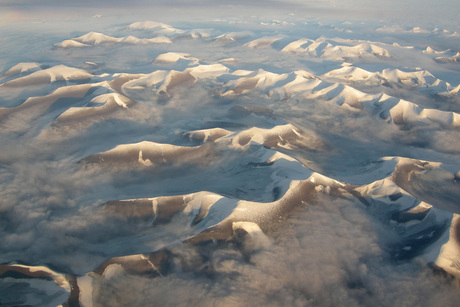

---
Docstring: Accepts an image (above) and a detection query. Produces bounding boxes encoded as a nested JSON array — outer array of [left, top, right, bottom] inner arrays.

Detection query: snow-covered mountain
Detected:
[[1, 5, 460, 306]]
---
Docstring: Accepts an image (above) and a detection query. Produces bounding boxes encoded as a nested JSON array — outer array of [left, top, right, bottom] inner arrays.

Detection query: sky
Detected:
[[1, 0, 459, 30]]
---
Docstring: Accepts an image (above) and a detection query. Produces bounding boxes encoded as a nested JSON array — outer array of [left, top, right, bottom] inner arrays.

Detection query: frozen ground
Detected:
[[1, 1, 460, 306]]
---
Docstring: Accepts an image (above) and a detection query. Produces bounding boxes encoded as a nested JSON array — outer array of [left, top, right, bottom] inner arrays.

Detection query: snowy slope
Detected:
[[1, 11, 460, 307]]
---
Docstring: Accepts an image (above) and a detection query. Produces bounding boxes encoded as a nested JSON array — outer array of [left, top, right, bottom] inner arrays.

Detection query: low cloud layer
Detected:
[[89, 197, 460, 306]]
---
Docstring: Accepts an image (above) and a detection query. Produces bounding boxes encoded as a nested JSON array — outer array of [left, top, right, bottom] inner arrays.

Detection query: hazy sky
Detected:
[[1, 0, 459, 30]]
